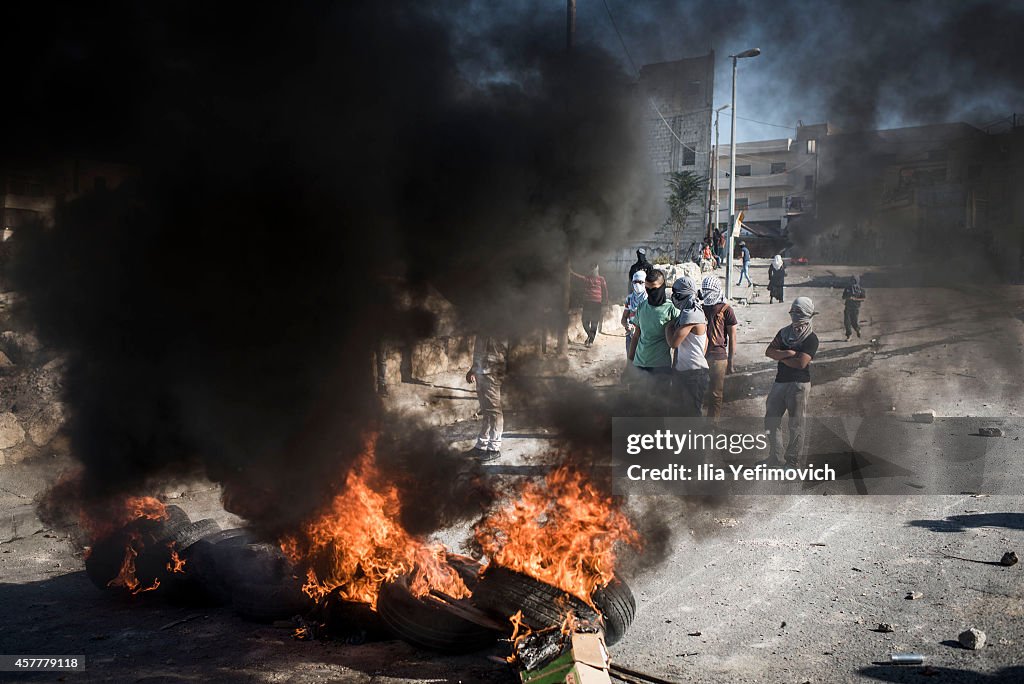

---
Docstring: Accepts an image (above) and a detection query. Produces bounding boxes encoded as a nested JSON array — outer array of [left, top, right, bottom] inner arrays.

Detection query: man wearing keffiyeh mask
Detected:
[[700, 275, 738, 421], [762, 297, 819, 468], [666, 276, 709, 416]]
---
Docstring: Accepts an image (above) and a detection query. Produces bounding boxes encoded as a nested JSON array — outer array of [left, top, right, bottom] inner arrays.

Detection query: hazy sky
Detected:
[[459, 0, 1024, 143]]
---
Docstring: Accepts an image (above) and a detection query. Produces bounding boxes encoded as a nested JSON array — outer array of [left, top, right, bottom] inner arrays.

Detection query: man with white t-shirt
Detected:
[[665, 276, 709, 417]]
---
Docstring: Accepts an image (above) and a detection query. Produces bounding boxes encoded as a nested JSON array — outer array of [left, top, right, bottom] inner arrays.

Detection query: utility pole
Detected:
[[567, 0, 576, 49], [557, 0, 576, 356]]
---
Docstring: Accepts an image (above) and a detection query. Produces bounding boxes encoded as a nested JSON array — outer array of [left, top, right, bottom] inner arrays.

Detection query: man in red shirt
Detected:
[[571, 264, 608, 347]]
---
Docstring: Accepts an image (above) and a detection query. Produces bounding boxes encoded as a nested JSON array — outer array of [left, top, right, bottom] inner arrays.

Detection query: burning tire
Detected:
[[470, 566, 635, 646], [84, 505, 192, 590], [168, 519, 221, 551], [185, 529, 264, 604], [231, 580, 312, 622], [375, 555, 501, 653]]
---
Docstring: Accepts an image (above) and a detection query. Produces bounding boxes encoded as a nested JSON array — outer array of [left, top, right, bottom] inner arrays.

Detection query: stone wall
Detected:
[[0, 295, 67, 465]]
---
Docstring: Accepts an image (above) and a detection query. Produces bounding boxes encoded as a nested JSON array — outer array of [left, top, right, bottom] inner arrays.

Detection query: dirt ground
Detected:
[[1, 261, 1022, 683]]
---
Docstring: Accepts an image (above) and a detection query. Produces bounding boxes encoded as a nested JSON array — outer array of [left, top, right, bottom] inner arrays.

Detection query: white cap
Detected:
[[632, 270, 646, 282]]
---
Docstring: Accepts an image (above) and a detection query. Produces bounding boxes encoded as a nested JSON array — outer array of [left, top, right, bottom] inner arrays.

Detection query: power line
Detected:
[[601, 0, 638, 76], [735, 115, 795, 131], [602, 0, 701, 155]]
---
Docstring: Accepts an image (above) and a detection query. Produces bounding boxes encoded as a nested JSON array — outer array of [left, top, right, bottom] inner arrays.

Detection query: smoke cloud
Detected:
[[5, 1, 659, 539]]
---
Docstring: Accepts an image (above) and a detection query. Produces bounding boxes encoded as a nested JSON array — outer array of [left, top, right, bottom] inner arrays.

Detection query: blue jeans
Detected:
[[737, 262, 751, 286]]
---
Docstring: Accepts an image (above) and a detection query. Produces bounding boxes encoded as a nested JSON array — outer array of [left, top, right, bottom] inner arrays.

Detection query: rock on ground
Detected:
[[959, 628, 986, 650]]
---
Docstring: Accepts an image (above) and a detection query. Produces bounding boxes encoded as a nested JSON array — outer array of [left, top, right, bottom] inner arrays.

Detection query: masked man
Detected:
[[762, 297, 818, 468]]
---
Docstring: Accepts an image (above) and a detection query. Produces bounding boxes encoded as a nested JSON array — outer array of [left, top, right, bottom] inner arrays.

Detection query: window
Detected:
[[682, 144, 696, 166], [735, 197, 749, 210], [735, 165, 751, 176], [768, 194, 784, 209], [806, 139, 817, 154], [771, 162, 787, 174], [804, 175, 814, 190]]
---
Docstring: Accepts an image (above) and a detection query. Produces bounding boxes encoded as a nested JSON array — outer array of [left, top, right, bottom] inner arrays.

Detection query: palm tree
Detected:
[[665, 170, 708, 261]]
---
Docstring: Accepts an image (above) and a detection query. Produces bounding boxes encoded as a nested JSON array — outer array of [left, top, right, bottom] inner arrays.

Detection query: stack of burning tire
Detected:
[[375, 556, 636, 651], [471, 566, 635, 646], [87, 511, 636, 653]]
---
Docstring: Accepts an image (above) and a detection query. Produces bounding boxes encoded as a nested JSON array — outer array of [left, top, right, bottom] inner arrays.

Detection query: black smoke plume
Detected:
[[4, 2, 658, 538]]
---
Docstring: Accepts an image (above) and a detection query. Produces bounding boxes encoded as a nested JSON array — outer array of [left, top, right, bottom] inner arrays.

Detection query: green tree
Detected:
[[665, 170, 708, 261]]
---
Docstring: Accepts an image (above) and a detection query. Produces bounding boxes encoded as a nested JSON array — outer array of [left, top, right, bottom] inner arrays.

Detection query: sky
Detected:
[[461, 0, 1024, 143]]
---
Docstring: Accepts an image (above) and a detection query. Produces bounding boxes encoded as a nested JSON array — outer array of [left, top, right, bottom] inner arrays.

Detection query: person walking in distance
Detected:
[[736, 241, 753, 287], [466, 335, 509, 462], [762, 297, 818, 468], [842, 274, 866, 341], [768, 254, 786, 303], [666, 276, 709, 417], [700, 275, 737, 421], [570, 264, 608, 347], [620, 270, 647, 356]]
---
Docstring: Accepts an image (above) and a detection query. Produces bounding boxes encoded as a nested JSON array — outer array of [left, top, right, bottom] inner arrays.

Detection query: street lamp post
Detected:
[[713, 104, 729, 247], [725, 48, 760, 301]]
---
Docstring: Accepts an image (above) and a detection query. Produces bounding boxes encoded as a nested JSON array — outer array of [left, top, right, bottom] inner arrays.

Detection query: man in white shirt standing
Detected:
[[666, 276, 709, 417], [466, 335, 508, 462]]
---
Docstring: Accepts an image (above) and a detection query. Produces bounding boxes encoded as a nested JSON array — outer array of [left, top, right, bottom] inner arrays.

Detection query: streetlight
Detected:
[[725, 47, 760, 301], [712, 104, 729, 246]]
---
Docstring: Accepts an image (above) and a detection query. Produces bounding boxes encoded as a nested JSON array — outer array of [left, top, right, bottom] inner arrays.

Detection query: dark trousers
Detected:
[[844, 304, 861, 337], [582, 302, 602, 343], [632, 366, 672, 414], [673, 368, 710, 417]]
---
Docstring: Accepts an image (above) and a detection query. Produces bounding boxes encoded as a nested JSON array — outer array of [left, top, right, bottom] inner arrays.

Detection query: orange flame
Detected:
[[81, 495, 167, 543], [475, 465, 640, 604], [280, 436, 470, 609], [166, 546, 187, 574], [107, 532, 161, 595]]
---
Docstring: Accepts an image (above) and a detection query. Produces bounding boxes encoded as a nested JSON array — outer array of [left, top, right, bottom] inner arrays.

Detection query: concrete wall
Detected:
[[638, 53, 715, 253]]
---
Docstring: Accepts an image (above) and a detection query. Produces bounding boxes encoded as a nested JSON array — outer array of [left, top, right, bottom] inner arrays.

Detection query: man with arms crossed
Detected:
[[762, 297, 818, 468]]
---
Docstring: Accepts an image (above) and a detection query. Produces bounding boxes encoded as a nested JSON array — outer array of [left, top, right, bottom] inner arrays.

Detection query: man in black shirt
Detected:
[[628, 248, 654, 285], [842, 275, 866, 340], [762, 297, 818, 467]]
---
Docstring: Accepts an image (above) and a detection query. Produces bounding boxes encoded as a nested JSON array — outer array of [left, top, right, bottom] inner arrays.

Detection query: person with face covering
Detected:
[[628, 247, 654, 285], [627, 269, 679, 403], [762, 297, 819, 468], [620, 270, 647, 356], [842, 274, 866, 340], [666, 276, 709, 416], [701, 275, 738, 421], [768, 255, 786, 303]]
